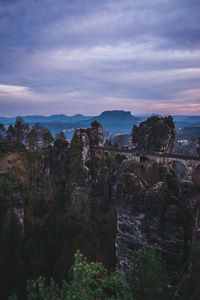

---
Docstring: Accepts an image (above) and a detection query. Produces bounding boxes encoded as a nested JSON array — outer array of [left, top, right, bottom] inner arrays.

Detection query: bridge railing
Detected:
[[93, 146, 200, 161]]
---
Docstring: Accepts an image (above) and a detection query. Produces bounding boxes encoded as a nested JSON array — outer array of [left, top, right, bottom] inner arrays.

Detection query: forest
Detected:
[[0, 117, 200, 300]]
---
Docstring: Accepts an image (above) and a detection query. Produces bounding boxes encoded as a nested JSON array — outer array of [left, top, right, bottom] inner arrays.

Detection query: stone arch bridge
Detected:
[[94, 147, 200, 182]]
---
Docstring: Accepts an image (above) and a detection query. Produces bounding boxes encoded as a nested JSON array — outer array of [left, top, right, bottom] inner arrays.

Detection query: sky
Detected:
[[0, 0, 200, 116]]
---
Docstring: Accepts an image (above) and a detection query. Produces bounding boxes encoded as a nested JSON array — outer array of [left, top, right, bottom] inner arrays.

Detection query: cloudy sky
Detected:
[[0, 0, 200, 116]]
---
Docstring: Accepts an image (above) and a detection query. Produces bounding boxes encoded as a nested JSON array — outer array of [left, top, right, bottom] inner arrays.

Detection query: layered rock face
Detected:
[[87, 120, 104, 148], [114, 159, 200, 283], [129, 115, 175, 153], [74, 121, 104, 167], [196, 137, 200, 156], [68, 121, 117, 269], [75, 128, 91, 166]]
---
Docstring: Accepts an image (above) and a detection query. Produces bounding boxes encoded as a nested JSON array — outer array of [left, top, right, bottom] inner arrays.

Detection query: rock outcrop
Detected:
[[114, 159, 200, 283], [87, 120, 104, 148], [196, 137, 200, 157], [129, 115, 175, 153], [75, 128, 91, 167], [74, 121, 104, 167]]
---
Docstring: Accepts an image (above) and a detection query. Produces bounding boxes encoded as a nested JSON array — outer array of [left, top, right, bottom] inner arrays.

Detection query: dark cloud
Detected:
[[0, 0, 200, 115]]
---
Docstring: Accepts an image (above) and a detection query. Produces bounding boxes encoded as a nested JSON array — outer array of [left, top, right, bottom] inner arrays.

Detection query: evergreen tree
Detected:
[[56, 131, 66, 142], [0, 123, 5, 139], [127, 247, 167, 300], [0, 211, 25, 300], [9, 251, 132, 300], [7, 124, 15, 143], [14, 117, 25, 144], [26, 128, 38, 150], [42, 130, 54, 148], [179, 240, 200, 300]]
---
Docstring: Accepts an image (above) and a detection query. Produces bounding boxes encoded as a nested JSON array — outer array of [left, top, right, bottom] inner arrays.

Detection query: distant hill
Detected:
[[1, 112, 199, 140], [0, 110, 140, 137], [173, 115, 200, 128], [0, 114, 93, 124], [76, 110, 140, 132]]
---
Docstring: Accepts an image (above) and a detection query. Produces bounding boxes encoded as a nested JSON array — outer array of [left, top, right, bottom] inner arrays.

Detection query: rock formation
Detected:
[[129, 115, 175, 153], [74, 121, 104, 167], [86, 120, 104, 148], [1, 116, 200, 297], [196, 137, 200, 157], [114, 159, 200, 283], [74, 128, 91, 167]]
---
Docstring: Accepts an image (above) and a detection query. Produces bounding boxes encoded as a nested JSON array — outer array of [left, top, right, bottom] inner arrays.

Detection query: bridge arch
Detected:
[[169, 159, 188, 180], [194, 164, 200, 184], [104, 151, 111, 160], [114, 153, 128, 164], [96, 150, 101, 156]]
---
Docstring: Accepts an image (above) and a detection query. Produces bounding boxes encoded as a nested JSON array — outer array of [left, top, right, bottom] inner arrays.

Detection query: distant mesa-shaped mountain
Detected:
[[0, 110, 140, 135], [1, 111, 200, 139]]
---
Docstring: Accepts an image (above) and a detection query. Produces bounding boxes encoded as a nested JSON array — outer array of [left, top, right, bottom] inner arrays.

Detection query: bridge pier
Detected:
[[94, 147, 200, 183]]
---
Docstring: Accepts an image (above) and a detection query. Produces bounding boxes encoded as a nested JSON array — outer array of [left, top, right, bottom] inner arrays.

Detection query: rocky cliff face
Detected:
[[114, 159, 200, 283], [1, 117, 199, 288], [74, 121, 104, 167], [74, 128, 91, 167], [87, 120, 104, 148], [67, 121, 117, 269], [129, 116, 175, 153], [196, 137, 200, 156]]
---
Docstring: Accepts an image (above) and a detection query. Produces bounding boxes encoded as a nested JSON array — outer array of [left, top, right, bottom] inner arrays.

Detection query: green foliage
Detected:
[[0, 169, 17, 207], [56, 131, 67, 142], [68, 132, 83, 181], [0, 123, 5, 140], [10, 250, 132, 300], [0, 210, 25, 299], [42, 131, 54, 148], [14, 117, 25, 145], [67, 250, 131, 300], [0, 123, 5, 131], [178, 240, 200, 300], [127, 247, 166, 300], [27, 128, 38, 150], [7, 124, 15, 143]]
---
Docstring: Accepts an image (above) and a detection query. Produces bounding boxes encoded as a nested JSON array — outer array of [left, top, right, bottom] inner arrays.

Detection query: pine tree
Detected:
[[26, 128, 38, 150], [42, 131, 54, 148], [7, 124, 15, 143], [14, 117, 25, 144]]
